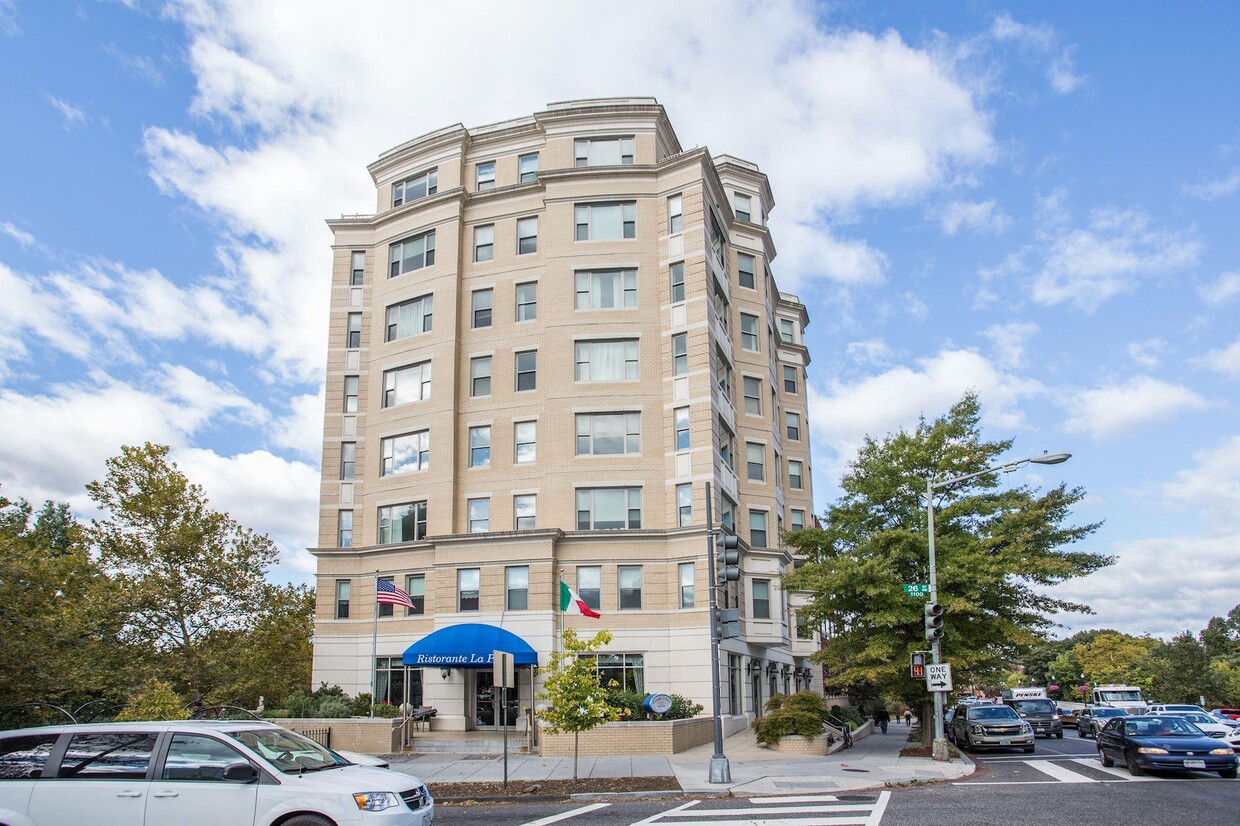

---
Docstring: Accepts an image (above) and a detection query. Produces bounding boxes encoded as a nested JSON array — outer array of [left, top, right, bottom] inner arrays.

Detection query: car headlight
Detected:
[[1021, 724, 1033, 733], [353, 792, 403, 812], [1136, 747, 1168, 754], [1052, 714, 1060, 720], [1209, 748, 1233, 755], [971, 725, 985, 734]]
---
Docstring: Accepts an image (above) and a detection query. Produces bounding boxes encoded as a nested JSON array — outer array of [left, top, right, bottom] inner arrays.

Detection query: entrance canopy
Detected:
[[401, 623, 539, 669]]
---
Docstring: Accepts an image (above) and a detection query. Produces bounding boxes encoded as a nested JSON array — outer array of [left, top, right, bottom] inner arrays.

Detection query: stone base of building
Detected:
[[284, 718, 402, 753], [538, 714, 747, 756]]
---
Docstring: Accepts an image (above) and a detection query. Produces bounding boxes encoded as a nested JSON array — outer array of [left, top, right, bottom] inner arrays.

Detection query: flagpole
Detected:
[[370, 571, 379, 718]]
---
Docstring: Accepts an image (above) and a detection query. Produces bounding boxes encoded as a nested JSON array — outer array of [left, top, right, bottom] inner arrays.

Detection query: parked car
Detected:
[[1211, 708, 1240, 721], [336, 749, 391, 769], [949, 703, 1035, 753], [1096, 714, 1237, 778], [1223, 727, 1240, 753], [1146, 703, 1206, 715], [1003, 697, 1063, 739], [0, 720, 434, 825], [1207, 713, 1240, 728], [1076, 706, 1127, 738], [1159, 711, 1233, 738]]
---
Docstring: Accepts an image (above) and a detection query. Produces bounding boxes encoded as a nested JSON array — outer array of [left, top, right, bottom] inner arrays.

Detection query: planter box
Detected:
[[282, 717, 401, 753], [538, 716, 728, 756], [764, 733, 829, 755]]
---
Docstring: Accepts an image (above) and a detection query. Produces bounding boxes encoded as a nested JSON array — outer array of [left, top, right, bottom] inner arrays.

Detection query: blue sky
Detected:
[[1, 1, 1238, 640]]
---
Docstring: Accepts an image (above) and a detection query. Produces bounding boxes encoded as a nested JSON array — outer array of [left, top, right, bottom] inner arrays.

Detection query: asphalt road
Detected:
[[431, 733, 1240, 825]]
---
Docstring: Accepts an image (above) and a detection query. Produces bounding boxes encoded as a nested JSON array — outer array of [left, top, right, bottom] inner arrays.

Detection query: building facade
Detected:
[[311, 98, 819, 731]]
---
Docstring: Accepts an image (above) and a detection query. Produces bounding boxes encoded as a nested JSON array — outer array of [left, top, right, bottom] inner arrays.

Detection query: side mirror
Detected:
[[222, 761, 259, 783]]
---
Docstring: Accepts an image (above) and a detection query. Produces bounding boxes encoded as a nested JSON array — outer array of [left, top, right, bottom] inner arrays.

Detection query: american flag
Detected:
[[377, 578, 416, 611]]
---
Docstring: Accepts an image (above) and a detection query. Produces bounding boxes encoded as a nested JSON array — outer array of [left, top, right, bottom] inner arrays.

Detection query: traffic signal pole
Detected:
[[704, 483, 731, 783], [927, 479, 949, 761]]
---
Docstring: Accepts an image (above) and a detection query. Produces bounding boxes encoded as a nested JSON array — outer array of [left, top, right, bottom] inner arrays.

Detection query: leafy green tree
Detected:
[[1073, 632, 1160, 688], [115, 679, 190, 722], [536, 629, 619, 781], [783, 394, 1108, 745], [1146, 632, 1218, 705]]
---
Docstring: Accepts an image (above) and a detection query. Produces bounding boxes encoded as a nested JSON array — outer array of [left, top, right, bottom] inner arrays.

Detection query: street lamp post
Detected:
[[925, 452, 1070, 761]]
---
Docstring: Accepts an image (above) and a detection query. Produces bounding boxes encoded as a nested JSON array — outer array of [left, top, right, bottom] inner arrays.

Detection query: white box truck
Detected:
[[1091, 684, 1148, 714]]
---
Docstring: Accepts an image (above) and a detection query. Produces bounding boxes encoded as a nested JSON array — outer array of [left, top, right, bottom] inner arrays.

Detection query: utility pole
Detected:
[[705, 482, 731, 784]]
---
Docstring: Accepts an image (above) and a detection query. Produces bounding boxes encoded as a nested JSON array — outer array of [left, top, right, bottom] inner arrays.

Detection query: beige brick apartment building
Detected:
[[311, 98, 819, 731]]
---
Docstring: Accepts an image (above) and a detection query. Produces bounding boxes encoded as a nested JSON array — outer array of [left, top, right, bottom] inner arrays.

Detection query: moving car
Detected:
[[1147, 703, 1206, 715], [1211, 708, 1240, 721], [1223, 727, 1240, 753], [1097, 714, 1237, 778], [1158, 711, 1233, 738], [1076, 706, 1126, 738], [949, 703, 1035, 753], [1003, 697, 1063, 739], [0, 720, 434, 825]]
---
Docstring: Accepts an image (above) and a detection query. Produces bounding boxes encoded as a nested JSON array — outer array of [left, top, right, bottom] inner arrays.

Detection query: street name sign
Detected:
[[903, 583, 930, 597], [926, 663, 953, 692]]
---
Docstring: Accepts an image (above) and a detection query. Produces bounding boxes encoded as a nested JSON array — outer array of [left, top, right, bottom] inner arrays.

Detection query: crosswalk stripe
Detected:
[[629, 801, 698, 825], [1020, 760, 1098, 783], [662, 804, 876, 817], [747, 795, 841, 804], [866, 791, 891, 826], [1069, 757, 1157, 781], [518, 802, 611, 825], [661, 819, 871, 826]]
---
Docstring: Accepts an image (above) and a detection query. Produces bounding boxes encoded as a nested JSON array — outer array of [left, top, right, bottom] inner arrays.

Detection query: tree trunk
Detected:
[[573, 730, 579, 782], [922, 700, 934, 747]]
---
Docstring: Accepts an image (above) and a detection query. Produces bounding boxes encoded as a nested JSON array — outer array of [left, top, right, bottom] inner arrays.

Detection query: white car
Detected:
[[0, 720, 433, 826], [1147, 704, 1206, 715], [1161, 711, 1233, 738], [1224, 727, 1240, 753]]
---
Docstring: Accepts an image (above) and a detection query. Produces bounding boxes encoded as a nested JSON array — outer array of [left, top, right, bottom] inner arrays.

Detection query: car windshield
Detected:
[[1164, 706, 1200, 713], [1094, 708, 1125, 719], [1124, 717, 1202, 737], [1180, 713, 1214, 725], [1013, 700, 1056, 715], [971, 707, 1019, 721], [229, 728, 347, 774], [1099, 691, 1142, 702]]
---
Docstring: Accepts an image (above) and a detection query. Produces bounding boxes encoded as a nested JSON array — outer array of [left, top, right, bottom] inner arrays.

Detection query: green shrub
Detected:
[[115, 679, 190, 722], [606, 689, 647, 720], [261, 709, 292, 719], [352, 693, 373, 717], [285, 690, 318, 718], [312, 682, 347, 699], [830, 704, 863, 728], [666, 694, 704, 720], [317, 697, 353, 718], [753, 709, 824, 746], [373, 701, 402, 718]]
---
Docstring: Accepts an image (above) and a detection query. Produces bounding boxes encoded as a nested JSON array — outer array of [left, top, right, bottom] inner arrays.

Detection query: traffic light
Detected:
[[715, 607, 740, 640], [715, 532, 740, 583], [910, 651, 926, 679], [924, 602, 945, 641]]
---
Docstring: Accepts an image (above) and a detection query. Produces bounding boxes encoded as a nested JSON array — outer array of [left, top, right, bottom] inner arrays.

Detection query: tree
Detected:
[[115, 679, 190, 722], [85, 443, 287, 697], [536, 629, 619, 782], [1146, 632, 1218, 705], [204, 583, 316, 708], [783, 394, 1109, 745], [1073, 632, 1159, 689]]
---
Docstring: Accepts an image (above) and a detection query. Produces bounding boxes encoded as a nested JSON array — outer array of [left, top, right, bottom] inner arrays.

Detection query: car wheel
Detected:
[[1077, 727, 1087, 737], [1125, 752, 1145, 777], [281, 816, 335, 826], [1055, 731, 1064, 739], [1219, 768, 1237, 779], [1099, 746, 1114, 768]]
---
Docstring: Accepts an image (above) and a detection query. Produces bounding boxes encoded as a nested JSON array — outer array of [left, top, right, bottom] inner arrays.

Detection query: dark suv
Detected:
[[1004, 698, 1064, 738]]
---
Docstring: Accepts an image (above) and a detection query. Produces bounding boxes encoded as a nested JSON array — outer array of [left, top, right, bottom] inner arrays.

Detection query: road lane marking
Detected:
[[519, 802, 611, 825], [662, 804, 877, 817], [1020, 760, 1097, 782], [747, 795, 841, 804], [866, 791, 891, 826], [629, 801, 698, 825], [1069, 757, 1156, 781], [662, 819, 871, 826]]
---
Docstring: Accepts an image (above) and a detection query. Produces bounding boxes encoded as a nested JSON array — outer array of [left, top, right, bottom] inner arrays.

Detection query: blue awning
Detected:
[[401, 623, 539, 669]]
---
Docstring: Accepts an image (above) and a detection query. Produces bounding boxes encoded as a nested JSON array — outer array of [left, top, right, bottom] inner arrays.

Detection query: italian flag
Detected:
[[559, 580, 601, 618]]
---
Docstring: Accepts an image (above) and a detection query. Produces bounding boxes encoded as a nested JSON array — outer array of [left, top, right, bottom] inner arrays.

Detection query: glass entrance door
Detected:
[[473, 672, 519, 728]]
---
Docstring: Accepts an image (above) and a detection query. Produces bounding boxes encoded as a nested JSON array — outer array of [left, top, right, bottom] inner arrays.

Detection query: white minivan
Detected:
[[0, 720, 433, 826]]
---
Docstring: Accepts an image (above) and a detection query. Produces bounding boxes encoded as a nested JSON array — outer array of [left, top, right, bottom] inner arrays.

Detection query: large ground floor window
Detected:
[[579, 653, 644, 693], [374, 658, 423, 707], [728, 655, 741, 715]]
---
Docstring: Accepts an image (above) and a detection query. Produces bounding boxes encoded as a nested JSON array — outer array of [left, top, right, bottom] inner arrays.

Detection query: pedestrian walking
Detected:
[[875, 705, 890, 734], [904, 710, 912, 726]]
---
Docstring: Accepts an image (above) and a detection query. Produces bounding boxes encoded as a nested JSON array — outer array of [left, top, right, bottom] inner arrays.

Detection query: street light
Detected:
[[924, 451, 1071, 761]]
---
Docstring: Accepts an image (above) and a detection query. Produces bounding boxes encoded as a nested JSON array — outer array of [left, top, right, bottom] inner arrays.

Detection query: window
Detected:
[[514, 421, 536, 464], [709, 211, 724, 262], [343, 376, 359, 413], [575, 202, 636, 240], [789, 460, 803, 490], [577, 566, 601, 611], [389, 230, 435, 276], [380, 430, 429, 476], [618, 565, 643, 609], [468, 498, 489, 533], [743, 376, 762, 415], [670, 262, 685, 303], [738, 253, 755, 289], [740, 313, 759, 351], [338, 510, 353, 548], [575, 412, 641, 455], [749, 510, 768, 548], [468, 426, 491, 467], [575, 269, 637, 309], [734, 192, 751, 222], [405, 574, 425, 615], [729, 654, 742, 715], [790, 509, 805, 531], [674, 407, 690, 450], [783, 365, 798, 394], [346, 312, 362, 348], [779, 318, 795, 344], [515, 350, 537, 391], [747, 442, 765, 481], [582, 652, 645, 693], [519, 153, 539, 183], [719, 426, 734, 470], [516, 282, 538, 321], [350, 251, 365, 285], [517, 216, 537, 254], [679, 561, 695, 607], [470, 356, 492, 397], [458, 568, 480, 611], [677, 483, 692, 527], [575, 339, 639, 381], [374, 656, 409, 706], [377, 575, 395, 618], [506, 565, 529, 610], [392, 169, 437, 206], [668, 194, 683, 234], [476, 161, 495, 191], [752, 578, 770, 618], [472, 290, 492, 328], [0, 733, 58, 780], [576, 487, 642, 529], [786, 411, 800, 441], [335, 579, 350, 618], [575, 136, 635, 166], [378, 502, 427, 543], [514, 494, 536, 530], [716, 347, 732, 396], [385, 294, 433, 341], [672, 332, 688, 375], [382, 361, 431, 408], [721, 496, 736, 531], [340, 442, 356, 480], [796, 612, 814, 640], [59, 732, 158, 779], [474, 224, 494, 262]]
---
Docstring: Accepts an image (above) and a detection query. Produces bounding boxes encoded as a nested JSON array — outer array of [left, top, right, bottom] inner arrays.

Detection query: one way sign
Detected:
[[926, 663, 953, 692]]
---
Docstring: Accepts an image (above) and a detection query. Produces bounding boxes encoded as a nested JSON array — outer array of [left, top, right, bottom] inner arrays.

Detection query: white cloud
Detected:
[[270, 389, 327, 459], [1030, 208, 1201, 311], [991, 13, 1085, 93], [101, 42, 166, 87], [1199, 271, 1240, 306], [1182, 170, 1240, 200], [982, 321, 1038, 369], [935, 199, 1011, 235], [0, 222, 34, 246], [45, 93, 87, 129], [846, 338, 894, 367], [1063, 376, 1208, 439], [1160, 435, 1240, 530], [0, 0, 18, 36], [1126, 338, 1165, 369], [1200, 337, 1240, 379]]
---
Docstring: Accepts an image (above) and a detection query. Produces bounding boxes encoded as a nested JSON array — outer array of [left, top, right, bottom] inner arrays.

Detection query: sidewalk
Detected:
[[385, 721, 973, 795]]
